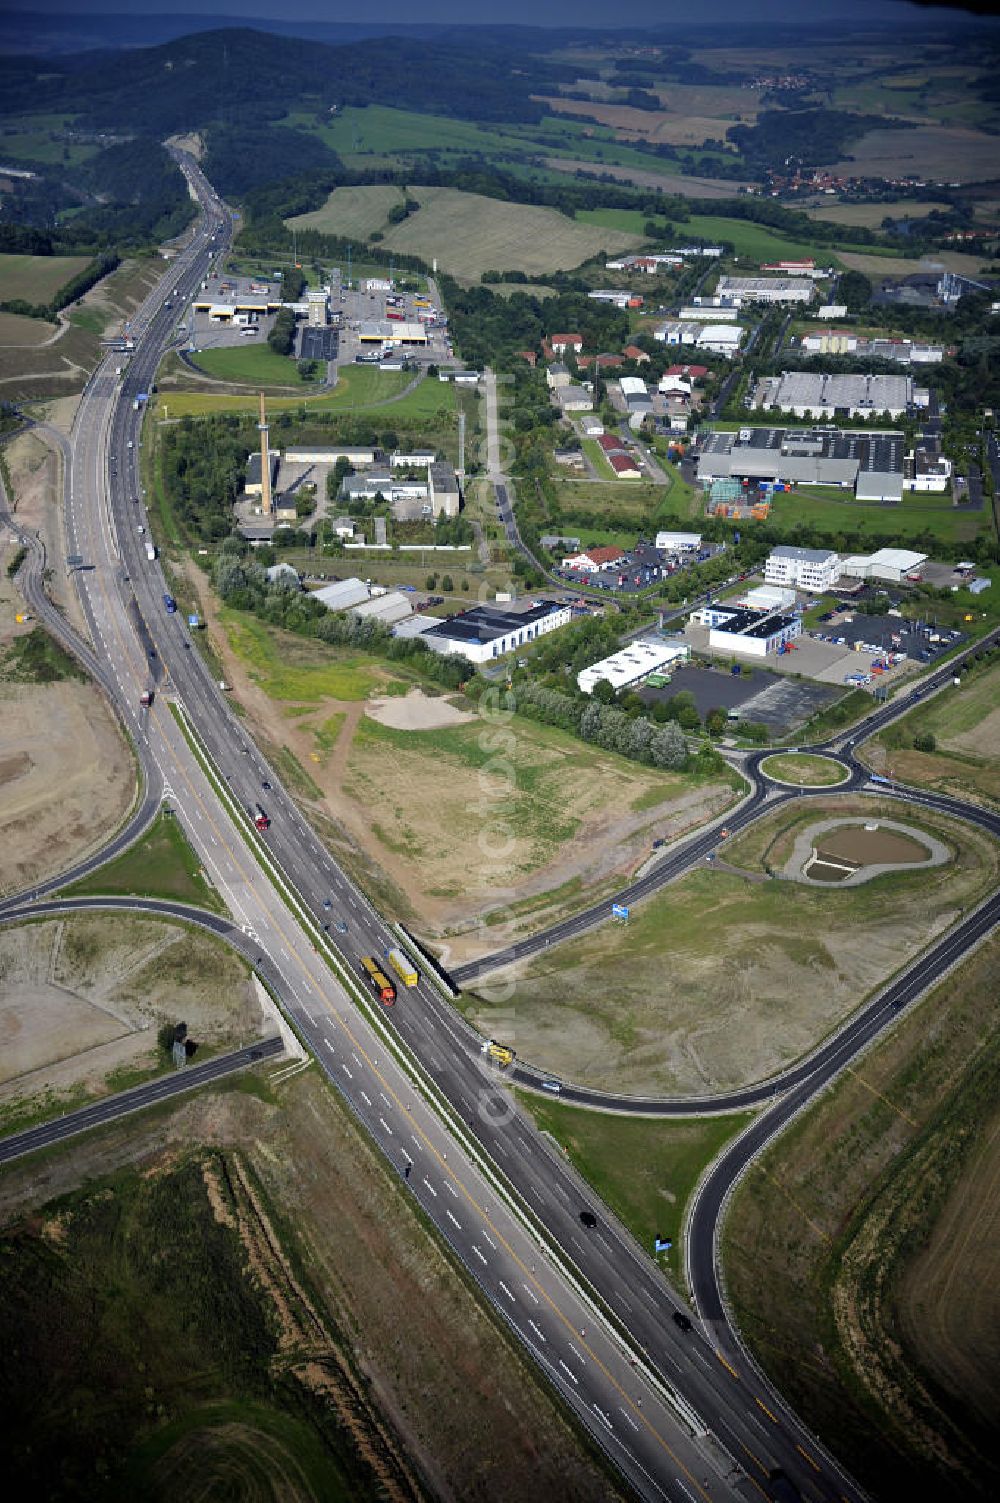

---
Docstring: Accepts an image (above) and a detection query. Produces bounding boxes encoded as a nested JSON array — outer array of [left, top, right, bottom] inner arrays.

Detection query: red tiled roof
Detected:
[[586, 545, 626, 564], [597, 433, 624, 452], [549, 333, 583, 346], [666, 363, 709, 378], [608, 454, 640, 476]]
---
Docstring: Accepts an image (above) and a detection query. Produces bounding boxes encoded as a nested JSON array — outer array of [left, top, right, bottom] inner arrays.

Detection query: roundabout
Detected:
[[760, 751, 851, 788]]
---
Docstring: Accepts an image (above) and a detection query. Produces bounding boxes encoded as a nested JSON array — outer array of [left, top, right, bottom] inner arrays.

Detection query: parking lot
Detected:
[[805, 610, 965, 665], [555, 541, 725, 597], [639, 663, 838, 734], [299, 326, 339, 362]]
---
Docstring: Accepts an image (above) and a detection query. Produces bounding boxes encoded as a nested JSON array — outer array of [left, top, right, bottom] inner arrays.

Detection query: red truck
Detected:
[[140, 689, 153, 708], [253, 803, 270, 832]]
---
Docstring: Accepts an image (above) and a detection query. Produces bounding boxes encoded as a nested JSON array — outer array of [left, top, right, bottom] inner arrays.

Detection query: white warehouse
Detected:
[[577, 640, 690, 695]]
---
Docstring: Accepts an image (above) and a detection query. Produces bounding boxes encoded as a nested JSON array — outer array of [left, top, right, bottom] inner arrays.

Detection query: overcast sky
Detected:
[[17, 1, 983, 27]]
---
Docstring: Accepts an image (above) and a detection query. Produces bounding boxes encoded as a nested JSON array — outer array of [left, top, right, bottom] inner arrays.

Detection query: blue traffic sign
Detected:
[[612, 903, 630, 921]]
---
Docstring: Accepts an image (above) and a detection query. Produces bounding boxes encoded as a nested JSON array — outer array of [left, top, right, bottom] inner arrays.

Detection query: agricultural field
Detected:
[[863, 653, 1000, 804], [518, 1092, 751, 1284], [285, 183, 404, 241], [0, 1066, 624, 1503], [804, 200, 952, 229], [470, 798, 998, 1097], [0, 252, 90, 304], [0, 310, 59, 347], [836, 244, 992, 277], [189, 343, 312, 389], [724, 928, 1000, 1502], [0, 913, 256, 1138], [378, 186, 641, 280], [831, 124, 1000, 187], [545, 158, 749, 199], [0, 112, 101, 166], [676, 214, 842, 265]]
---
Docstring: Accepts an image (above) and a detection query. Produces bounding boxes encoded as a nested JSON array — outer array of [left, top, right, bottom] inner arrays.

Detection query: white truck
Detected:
[[145, 541, 156, 562]]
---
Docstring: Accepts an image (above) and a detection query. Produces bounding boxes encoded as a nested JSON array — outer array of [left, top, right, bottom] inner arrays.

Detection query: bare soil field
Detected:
[[0, 310, 60, 347], [0, 915, 260, 1123], [472, 798, 995, 1097], [831, 125, 1000, 186], [538, 95, 752, 146], [3, 423, 90, 641], [724, 931, 1000, 1500], [380, 185, 641, 279], [188, 575, 733, 951], [0, 1068, 624, 1503], [545, 157, 751, 198]]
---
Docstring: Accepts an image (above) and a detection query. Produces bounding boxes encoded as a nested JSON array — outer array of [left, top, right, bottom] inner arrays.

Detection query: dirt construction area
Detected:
[[471, 797, 995, 1097], [0, 915, 260, 1124], [186, 581, 736, 959]]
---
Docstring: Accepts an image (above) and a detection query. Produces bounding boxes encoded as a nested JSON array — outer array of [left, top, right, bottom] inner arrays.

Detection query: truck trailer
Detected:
[[386, 948, 419, 988], [360, 955, 396, 1005], [145, 541, 157, 562]]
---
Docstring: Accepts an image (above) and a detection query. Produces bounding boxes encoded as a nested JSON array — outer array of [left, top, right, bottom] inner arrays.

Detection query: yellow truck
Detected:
[[387, 947, 419, 988], [482, 1039, 515, 1068]]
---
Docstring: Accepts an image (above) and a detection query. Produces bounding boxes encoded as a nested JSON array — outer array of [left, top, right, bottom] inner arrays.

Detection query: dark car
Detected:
[[673, 1310, 693, 1333], [261, 779, 271, 790], [579, 1210, 598, 1229]]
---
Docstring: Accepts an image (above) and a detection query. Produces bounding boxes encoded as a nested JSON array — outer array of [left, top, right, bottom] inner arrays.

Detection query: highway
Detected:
[[2, 150, 996, 1503]]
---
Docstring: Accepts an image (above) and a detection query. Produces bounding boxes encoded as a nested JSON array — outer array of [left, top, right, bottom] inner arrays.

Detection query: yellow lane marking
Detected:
[[715, 1350, 740, 1379]]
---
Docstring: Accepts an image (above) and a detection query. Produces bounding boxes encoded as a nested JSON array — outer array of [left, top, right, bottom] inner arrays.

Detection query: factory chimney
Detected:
[[258, 392, 272, 516]]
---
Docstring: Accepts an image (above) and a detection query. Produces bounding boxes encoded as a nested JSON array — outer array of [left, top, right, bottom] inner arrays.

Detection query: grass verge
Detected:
[[61, 807, 227, 913]]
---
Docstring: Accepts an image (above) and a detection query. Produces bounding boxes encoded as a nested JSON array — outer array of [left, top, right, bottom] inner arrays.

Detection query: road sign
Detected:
[[612, 903, 629, 922], [654, 1237, 673, 1254]]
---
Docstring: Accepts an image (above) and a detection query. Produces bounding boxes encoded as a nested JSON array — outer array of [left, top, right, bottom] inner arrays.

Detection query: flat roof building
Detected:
[[716, 275, 814, 304], [697, 426, 905, 500], [753, 371, 920, 420], [838, 548, 927, 584], [422, 599, 572, 664], [692, 603, 803, 657], [578, 639, 690, 695], [655, 531, 702, 552], [556, 385, 594, 412]]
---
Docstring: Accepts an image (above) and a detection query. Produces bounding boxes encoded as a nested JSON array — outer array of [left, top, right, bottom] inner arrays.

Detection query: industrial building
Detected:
[[752, 371, 925, 421], [546, 362, 571, 389], [692, 603, 802, 657], [837, 548, 927, 584], [421, 599, 572, 664], [905, 448, 952, 491], [696, 426, 905, 502], [799, 331, 944, 364], [306, 289, 328, 326], [654, 320, 744, 358], [739, 584, 797, 613], [715, 275, 815, 305], [556, 385, 594, 413], [310, 577, 412, 625], [245, 451, 279, 497], [764, 545, 841, 593], [588, 289, 643, 309], [577, 639, 690, 695], [284, 444, 380, 467]]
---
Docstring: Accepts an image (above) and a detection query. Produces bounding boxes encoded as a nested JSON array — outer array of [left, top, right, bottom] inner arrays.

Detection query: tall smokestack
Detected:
[[258, 392, 272, 517]]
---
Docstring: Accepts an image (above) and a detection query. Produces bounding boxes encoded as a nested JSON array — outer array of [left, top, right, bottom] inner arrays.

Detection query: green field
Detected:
[[0, 252, 91, 304], [222, 610, 389, 702], [370, 185, 641, 279], [864, 652, 1000, 804], [156, 365, 440, 420], [189, 343, 313, 388], [0, 1151, 385, 1500], [0, 112, 101, 167], [518, 1093, 751, 1283], [766, 486, 988, 545], [286, 182, 404, 240], [675, 215, 842, 266], [63, 809, 227, 912], [760, 752, 850, 786]]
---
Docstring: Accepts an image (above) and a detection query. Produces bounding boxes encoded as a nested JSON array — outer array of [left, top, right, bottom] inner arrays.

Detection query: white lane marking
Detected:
[[674, 1481, 697, 1503], [559, 1359, 579, 1386], [410, 1135, 423, 1151], [498, 1281, 516, 1303], [445, 1210, 461, 1230], [528, 1319, 547, 1343], [422, 1179, 438, 1198], [360, 1091, 372, 1107], [472, 1245, 488, 1266], [379, 1092, 391, 1107], [481, 1230, 496, 1250], [567, 1343, 586, 1363], [521, 1283, 539, 1305], [322, 1037, 334, 1050], [444, 1181, 458, 1199], [351, 1052, 362, 1067], [494, 1141, 508, 1158], [379, 1117, 392, 1135], [592, 1405, 613, 1433], [341, 1064, 353, 1079], [619, 1407, 640, 1434]]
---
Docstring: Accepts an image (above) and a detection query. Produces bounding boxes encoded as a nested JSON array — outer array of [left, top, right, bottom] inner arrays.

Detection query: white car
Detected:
[[137, 525, 145, 534]]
